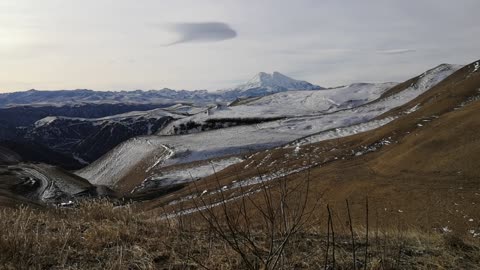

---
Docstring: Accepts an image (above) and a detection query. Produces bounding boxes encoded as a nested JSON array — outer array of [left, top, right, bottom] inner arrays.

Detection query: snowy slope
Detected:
[[163, 104, 210, 115], [28, 108, 185, 164], [78, 64, 462, 187], [76, 137, 173, 187], [136, 157, 244, 191], [90, 108, 183, 123], [35, 108, 182, 127], [159, 82, 397, 135], [244, 82, 393, 111]]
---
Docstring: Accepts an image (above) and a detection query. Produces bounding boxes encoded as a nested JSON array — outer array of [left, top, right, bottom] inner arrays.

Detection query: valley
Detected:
[[1, 60, 479, 269], [2, 1, 480, 268]]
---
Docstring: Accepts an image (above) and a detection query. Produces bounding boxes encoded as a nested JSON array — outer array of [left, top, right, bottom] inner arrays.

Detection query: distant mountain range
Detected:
[[2, 59, 480, 207], [0, 72, 324, 168], [0, 89, 216, 108], [0, 72, 323, 108]]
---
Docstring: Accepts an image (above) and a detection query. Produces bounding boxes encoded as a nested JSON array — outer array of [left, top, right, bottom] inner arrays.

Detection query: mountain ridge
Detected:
[[0, 72, 323, 108]]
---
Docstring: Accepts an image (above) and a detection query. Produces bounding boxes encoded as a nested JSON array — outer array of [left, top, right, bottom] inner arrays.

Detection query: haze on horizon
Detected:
[[1, 0, 479, 93]]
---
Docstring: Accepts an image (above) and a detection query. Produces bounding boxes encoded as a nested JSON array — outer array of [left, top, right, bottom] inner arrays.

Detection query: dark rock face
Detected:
[[24, 115, 174, 166], [0, 103, 169, 127], [0, 145, 22, 165], [0, 163, 117, 206], [0, 103, 177, 169], [0, 141, 80, 169]]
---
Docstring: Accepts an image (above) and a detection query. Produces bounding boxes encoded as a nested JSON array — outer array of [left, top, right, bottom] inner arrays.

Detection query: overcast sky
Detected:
[[1, 0, 479, 92]]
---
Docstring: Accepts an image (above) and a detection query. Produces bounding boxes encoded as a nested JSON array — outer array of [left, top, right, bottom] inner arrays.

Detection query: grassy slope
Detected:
[[1, 201, 479, 269], [147, 61, 480, 235]]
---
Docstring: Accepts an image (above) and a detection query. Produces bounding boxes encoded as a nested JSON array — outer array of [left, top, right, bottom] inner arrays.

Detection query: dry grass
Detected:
[[0, 199, 479, 269], [0, 200, 216, 269]]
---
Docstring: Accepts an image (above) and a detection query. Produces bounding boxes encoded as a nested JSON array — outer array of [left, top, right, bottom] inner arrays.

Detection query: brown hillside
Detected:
[[149, 60, 480, 235]]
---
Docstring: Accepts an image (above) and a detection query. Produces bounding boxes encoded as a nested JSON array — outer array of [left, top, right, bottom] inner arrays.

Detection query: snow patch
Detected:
[[404, 104, 421, 114], [162, 188, 263, 219], [469, 229, 480, 238], [76, 137, 171, 187], [73, 154, 89, 165], [34, 116, 58, 128], [146, 145, 175, 173], [441, 226, 452, 233], [295, 117, 397, 146], [137, 157, 244, 191]]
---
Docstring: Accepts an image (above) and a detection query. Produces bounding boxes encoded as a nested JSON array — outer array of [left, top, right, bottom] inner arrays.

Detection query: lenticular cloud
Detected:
[[165, 22, 237, 45]]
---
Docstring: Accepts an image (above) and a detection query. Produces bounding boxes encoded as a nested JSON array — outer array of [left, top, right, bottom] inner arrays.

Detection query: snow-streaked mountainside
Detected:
[[0, 162, 115, 204], [0, 103, 168, 129], [0, 103, 202, 169], [231, 81, 394, 115], [76, 137, 173, 187], [135, 157, 244, 192], [33, 107, 182, 130], [159, 82, 397, 135], [0, 72, 322, 108], [26, 108, 186, 164], [78, 64, 463, 187]]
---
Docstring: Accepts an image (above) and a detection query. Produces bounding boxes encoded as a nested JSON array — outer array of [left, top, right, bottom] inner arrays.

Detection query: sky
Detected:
[[1, 0, 479, 92]]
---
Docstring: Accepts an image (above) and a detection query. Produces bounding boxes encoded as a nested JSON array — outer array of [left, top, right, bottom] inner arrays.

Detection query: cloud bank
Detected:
[[166, 22, 237, 45]]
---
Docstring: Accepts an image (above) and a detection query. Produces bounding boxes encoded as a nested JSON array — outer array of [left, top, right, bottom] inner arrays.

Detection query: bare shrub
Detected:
[[185, 165, 319, 270]]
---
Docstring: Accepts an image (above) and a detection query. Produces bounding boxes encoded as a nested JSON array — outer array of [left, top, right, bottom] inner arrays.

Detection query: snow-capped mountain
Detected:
[[220, 72, 324, 99], [233, 72, 323, 91]]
